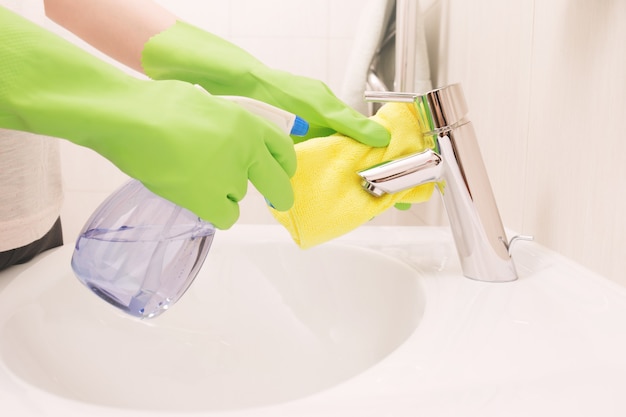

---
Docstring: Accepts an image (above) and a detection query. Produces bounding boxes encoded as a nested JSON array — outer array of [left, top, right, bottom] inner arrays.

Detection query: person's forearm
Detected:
[[43, 0, 176, 73]]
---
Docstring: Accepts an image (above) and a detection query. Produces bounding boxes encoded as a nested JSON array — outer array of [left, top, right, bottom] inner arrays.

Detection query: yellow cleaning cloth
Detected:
[[270, 102, 436, 248]]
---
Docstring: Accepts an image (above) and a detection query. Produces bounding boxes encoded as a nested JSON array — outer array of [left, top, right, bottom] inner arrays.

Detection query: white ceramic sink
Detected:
[[0, 225, 424, 413], [1, 225, 626, 417]]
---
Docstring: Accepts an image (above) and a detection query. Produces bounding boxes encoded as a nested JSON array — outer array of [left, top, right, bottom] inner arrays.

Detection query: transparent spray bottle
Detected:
[[71, 93, 308, 319]]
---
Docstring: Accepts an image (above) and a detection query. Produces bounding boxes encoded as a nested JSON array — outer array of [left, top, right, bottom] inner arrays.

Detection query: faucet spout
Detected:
[[360, 84, 521, 282], [359, 149, 443, 197]]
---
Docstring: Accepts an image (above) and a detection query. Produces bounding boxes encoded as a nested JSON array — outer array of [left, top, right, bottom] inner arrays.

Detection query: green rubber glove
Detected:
[[141, 21, 390, 146], [394, 202, 412, 211], [0, 7, 295, 229]]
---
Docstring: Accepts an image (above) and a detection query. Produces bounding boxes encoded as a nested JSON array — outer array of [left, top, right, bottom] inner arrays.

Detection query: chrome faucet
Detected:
[[358, 84, 531, 282]]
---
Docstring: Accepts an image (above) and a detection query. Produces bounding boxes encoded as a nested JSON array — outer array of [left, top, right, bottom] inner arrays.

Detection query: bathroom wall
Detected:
[[428, 0, 626, 286], [14, 1, 624, 285]]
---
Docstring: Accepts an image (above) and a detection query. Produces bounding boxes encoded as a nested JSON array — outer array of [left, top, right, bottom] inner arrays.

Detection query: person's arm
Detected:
[[0, 6, 296, 229], [43, 0, 175, 72], [44, 0, 390, 147]]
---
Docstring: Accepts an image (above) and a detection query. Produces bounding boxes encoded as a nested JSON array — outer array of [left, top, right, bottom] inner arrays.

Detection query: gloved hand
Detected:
[[141, 21, 391, 146], [0, 7, 295, 229]]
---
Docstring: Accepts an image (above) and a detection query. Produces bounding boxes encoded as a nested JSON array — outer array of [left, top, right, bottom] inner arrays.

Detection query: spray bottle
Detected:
[[71, 93, 308, 319]]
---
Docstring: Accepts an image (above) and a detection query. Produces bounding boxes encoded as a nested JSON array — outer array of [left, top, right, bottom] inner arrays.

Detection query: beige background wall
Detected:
[[11, 1, 624, 285], [426, 0, 626, 285]]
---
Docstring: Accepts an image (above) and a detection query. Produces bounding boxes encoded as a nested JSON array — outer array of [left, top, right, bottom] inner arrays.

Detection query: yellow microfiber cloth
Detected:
[[270, 102, 436, 248]]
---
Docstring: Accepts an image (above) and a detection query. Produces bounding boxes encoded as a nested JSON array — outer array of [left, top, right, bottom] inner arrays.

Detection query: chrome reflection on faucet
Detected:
[[359, 84, 531, 282]]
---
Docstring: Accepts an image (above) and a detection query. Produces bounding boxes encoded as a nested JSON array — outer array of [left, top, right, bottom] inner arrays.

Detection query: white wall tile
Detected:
[[437, 0, 534, 231], [328, 38, 356, 93], [153, 0, 231, 36], [524, 0, 626, 284], [231, 0, 329, 38], [329, 0, 368, 38]]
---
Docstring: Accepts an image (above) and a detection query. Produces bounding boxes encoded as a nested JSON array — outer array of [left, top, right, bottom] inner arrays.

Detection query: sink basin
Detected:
[[0, 226, 424, 412], [2, 225, 626, 417]]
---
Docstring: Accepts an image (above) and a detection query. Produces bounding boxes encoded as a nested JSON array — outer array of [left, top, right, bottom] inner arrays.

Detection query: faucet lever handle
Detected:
[[364, 84, 469, 134], [364, 91, 421, 103]]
